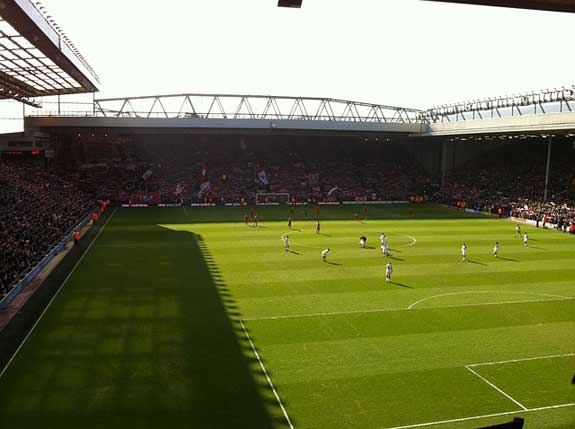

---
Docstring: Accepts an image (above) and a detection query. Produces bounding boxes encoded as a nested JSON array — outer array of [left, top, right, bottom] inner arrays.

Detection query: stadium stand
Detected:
[[0, 158, 93, 297], [54, 137, 431, 205], [436, 139, 575, 230]]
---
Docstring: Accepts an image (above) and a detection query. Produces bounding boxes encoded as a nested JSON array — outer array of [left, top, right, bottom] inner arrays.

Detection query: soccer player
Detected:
[[288, 217, 292, 229], [354, 212, 360, 221], [244, 214, 249, 226], [382, 241, 389, 256], [379, 233, 387, 246], [360, 236, 367, 248], [364, 205, 369, 218], [73, 230, 80, 246], [282, 234, 289, 252], [461, 242, 467, 262], [385, 261, 393, 283], [316, 206, 320, 217], [316, 220, 321, 235], [254, 214, 259, 227], [322, 248, 330, 261], [515, 224, 521, 236], [493, 241, 499, 258], [523, 232, 528, 246]]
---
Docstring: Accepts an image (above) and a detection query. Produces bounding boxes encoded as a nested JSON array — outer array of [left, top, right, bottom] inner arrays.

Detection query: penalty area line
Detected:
[[464, 365, 527, 410], [467, 352, 575, 368], [0, 207, 118, 380], [382, 402, 575, 429], [239, 320, 295, 429]]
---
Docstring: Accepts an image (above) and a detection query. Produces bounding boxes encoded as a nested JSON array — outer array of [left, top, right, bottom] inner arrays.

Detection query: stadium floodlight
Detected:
[[278, 0, 303, 7]]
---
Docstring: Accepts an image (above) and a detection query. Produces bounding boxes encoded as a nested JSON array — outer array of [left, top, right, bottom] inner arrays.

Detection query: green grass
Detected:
[[0, 204, 574, 429]]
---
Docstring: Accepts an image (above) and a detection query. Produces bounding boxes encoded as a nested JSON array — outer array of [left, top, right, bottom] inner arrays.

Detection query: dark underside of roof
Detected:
[[423, 0, 575, 12]]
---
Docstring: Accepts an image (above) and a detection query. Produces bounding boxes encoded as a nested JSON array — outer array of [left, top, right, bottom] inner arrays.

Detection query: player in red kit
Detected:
[[354, 212, 360, 221], [288, 217, 292, 229], [290, 205, 295, 215], [244, 214, 249, 226], [364, 205, 368, 218], [316, 206, 320, 217], [316, 220, 320, 235]]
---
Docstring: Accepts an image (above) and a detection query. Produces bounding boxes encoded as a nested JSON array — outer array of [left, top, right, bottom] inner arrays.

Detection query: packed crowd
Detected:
[[508, 201, 575, 232], [437, 140, 575, 232], [0, 159, 93, 297], [60, 136, 430, 205]]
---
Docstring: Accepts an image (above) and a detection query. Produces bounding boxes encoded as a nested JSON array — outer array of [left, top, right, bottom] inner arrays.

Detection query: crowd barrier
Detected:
[[0, 208, 96, 310]]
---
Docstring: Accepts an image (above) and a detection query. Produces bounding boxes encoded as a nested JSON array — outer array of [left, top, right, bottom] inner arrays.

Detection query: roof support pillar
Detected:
[[543, 135, 553, 201]]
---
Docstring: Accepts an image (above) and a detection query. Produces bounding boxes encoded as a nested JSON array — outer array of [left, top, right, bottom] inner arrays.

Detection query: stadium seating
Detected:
[[46, 137, 430, 205], [437, 140, 575, 229], [0, 159, 93, 298]]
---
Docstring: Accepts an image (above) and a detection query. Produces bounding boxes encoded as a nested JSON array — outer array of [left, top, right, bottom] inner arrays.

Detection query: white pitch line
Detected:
[[239, 320, 295, 429], [467, 353, 575, 368], [398, 235, 417, 248], [408, 290, 570, 310], [382, 402, 575, 429], [464, 365, 528, 411], [0, 207, 117, 380], [244, 296, 575, 322]]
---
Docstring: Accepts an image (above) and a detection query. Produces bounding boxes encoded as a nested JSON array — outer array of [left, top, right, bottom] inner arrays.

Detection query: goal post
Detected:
[[255, 192, 290, 205]]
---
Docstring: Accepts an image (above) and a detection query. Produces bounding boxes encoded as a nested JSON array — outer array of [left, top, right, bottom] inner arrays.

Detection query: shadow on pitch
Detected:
[[467, 260, 487, 266], [392, 282, 413, 289], [388, 255, 405, 261], [287, 250, 301, 255], [154, 225, 287, 429], [323, 260, 342, 266], [498, 257, 518, 262]]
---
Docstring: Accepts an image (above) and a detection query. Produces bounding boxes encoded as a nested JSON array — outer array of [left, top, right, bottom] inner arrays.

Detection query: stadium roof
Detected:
[[0, 0, 99, 107], [423, 0, 575, 13]]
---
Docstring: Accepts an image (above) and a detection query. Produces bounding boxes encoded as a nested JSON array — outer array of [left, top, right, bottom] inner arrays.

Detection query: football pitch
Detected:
[[0, 204, 574, 429]]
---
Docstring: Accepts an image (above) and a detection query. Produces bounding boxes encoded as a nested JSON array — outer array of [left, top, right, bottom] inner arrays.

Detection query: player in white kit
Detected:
[[385, 261, 393, 283], [322, 248, 330, 261], [382, 241, 389, 256], [523, 233, 528, 246], [380, 233, 387, 245], [360, 236, 367, 248], [461, 243, 467, 262], [493, 241, 499, 257], [282, 234, 289, 252]]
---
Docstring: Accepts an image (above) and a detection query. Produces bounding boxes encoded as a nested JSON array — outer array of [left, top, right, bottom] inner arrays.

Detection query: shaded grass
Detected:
[[0, 209, 282, 429]]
